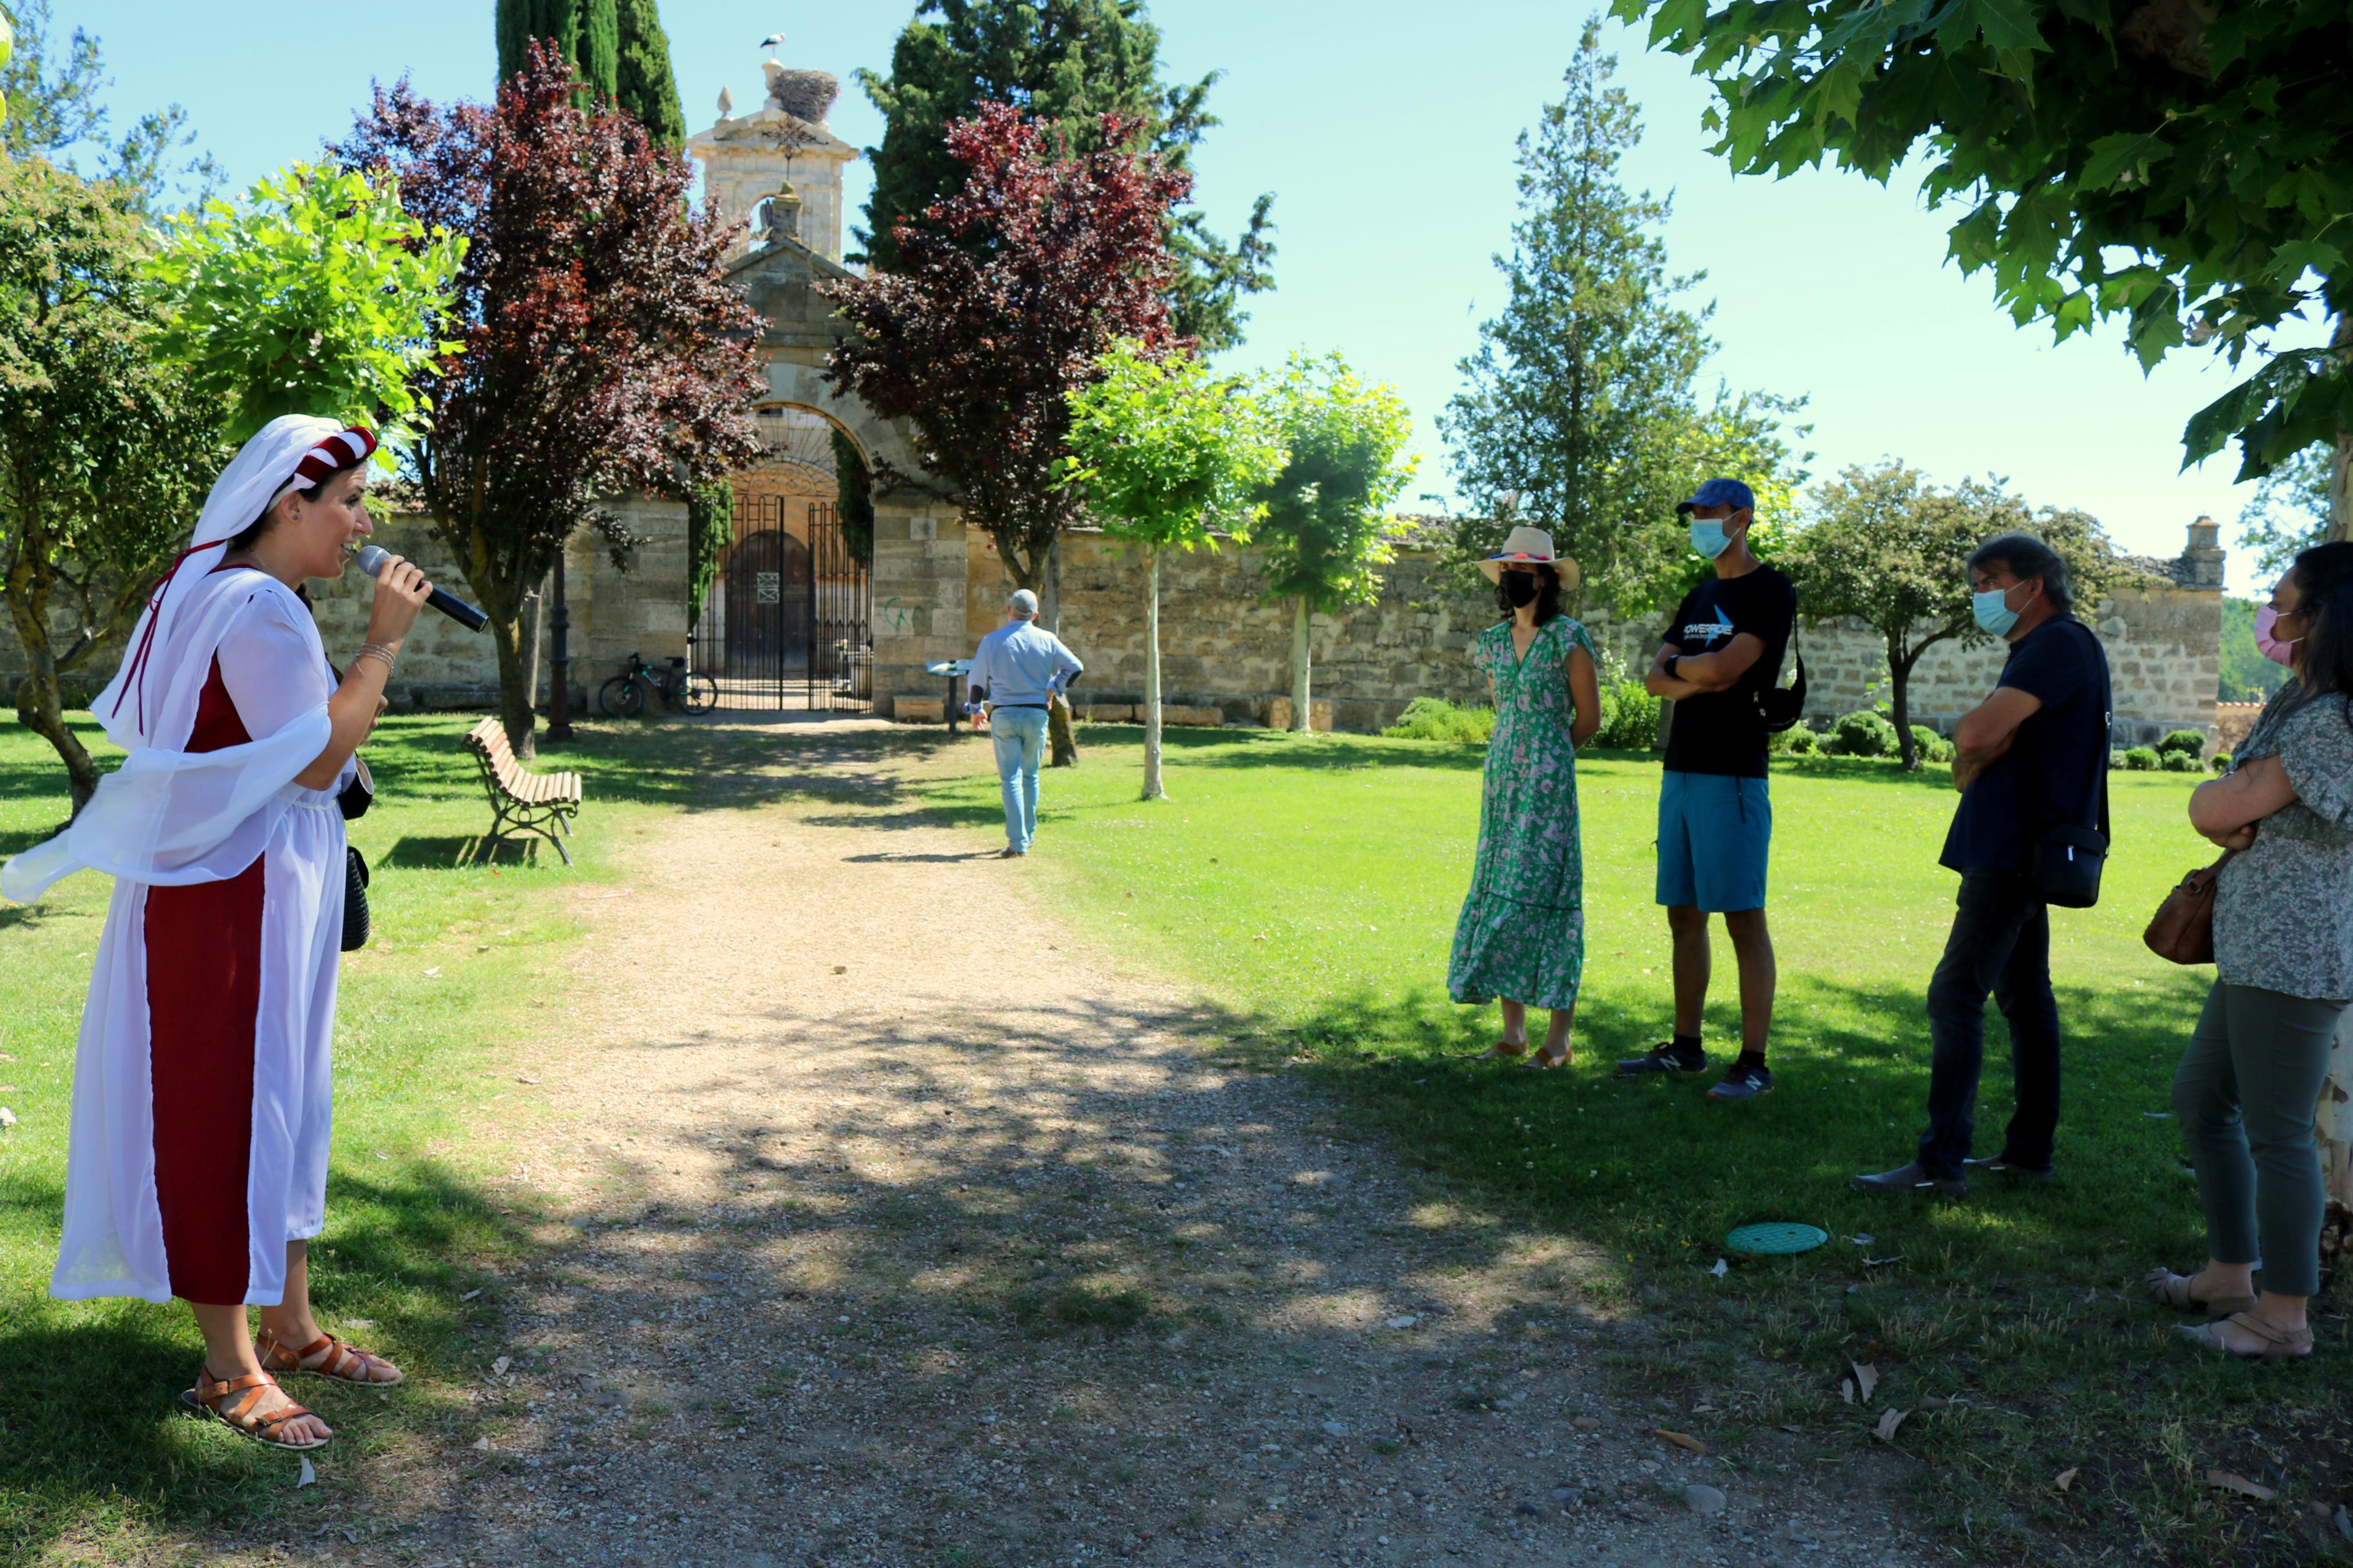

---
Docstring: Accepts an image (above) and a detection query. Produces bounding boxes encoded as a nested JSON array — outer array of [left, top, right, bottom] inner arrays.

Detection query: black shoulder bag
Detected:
[[1755, 629, 1809, 734], [339, 757, 374, 952], [2029, 633, 2112, 909]]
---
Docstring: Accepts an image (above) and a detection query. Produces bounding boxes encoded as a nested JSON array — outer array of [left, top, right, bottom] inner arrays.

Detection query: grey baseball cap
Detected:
[[1008, 588, 1039, 617]]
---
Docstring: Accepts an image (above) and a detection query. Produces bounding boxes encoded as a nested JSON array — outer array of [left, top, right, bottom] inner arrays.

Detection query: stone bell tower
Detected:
[[686, 54, 860, 264]]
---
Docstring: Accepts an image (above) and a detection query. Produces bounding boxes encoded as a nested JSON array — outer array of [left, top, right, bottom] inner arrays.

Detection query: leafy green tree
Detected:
[[2234, 445, 2334, 582], [856, 0, 1274, 350], [612, 0, 684, 145], [1063, 340, 1281, 799], [1441, 20, 1802, 618], [0, 0, 218, 207], [144, 163, 467, 447], [0, 157, 222, 809], [1253, 353, 1418, 731], [1780, 462, 2113, 771], [1612, 0, 2353, 514]]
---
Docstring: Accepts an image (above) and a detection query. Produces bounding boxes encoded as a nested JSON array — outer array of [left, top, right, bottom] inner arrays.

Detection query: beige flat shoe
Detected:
[[2141, 1267, 2258, 1316], [2175, 1311, 2312, 1360]]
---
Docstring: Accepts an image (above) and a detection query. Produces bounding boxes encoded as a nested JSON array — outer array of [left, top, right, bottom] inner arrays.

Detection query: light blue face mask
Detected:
[[1689, 517, 1732, 559], [1972, 585, 2021, 637]]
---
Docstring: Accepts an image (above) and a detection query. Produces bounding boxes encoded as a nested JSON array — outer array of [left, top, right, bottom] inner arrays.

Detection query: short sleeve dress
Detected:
[[2214, 687, 2353, 1003], [1446, 615, 1598, 1011]]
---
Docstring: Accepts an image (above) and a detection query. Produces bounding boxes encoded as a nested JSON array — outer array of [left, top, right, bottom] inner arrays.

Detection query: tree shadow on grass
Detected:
[[0, 1154, 535, 1560]]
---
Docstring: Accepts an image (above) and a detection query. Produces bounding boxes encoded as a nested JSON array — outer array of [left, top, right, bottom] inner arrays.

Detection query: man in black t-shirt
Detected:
[[1615, 478, 1797, 1102], [1854, 532, 2112, 1197]]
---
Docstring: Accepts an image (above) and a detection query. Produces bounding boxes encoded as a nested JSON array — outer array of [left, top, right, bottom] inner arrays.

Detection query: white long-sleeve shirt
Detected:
[[968, 618, 1084, 707]]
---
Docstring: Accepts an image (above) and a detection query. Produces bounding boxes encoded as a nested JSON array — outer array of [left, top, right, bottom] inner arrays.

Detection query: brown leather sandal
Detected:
[[2175, 1311, 2313, 1360], [2141, 1267, 2258, 1316], [257, 1328, 404, 1386], [181, 1368, 331, 1450], [1525, 1044, 1573, 1070], [1457, 1040, 1529, 1062]]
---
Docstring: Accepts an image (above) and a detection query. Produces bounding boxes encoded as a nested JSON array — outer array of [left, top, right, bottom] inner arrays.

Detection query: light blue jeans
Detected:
[[990, 705, 1050, 851]]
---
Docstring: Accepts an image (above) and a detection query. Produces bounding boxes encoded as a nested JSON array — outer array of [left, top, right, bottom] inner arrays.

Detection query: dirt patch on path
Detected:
[[357, 724, 1936, 1568]]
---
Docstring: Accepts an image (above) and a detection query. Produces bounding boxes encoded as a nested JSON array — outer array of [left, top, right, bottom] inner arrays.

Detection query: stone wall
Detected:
[[2, 500, 688, 717], [872, 517, 2223, 743]]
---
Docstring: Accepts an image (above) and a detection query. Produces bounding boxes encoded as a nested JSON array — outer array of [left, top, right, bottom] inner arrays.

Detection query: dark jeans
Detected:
[[1915, 870, 2062, 1179]]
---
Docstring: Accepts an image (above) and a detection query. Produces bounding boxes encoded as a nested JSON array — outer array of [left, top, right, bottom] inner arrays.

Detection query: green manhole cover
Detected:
[[1726, 1222, 1830, 1256]]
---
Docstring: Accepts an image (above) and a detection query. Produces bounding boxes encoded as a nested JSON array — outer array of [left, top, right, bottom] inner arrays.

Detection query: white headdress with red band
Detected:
[[93, 417, 377, 747]]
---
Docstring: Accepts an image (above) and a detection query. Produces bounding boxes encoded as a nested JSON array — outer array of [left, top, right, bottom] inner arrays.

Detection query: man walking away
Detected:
[[1854, 533, 2110, 1197], [966, 588, 1083, 859], [1617, 478, 1797, 1103]]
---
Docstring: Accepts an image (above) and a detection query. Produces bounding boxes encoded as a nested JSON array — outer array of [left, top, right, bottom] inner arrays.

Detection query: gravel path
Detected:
[[317, 723, 1943, 1568]]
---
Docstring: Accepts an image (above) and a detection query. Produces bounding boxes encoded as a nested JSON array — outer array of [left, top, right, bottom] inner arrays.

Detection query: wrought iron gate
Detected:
[[689, 493, 870, 710]]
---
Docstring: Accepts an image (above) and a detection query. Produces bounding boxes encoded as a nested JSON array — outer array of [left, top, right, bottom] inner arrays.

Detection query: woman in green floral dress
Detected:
[[1447, 527, 1603, 1067]]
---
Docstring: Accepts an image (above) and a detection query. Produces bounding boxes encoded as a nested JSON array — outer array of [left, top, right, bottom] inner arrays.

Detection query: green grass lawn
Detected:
[[0, 710, 905, 1563], [915, 723, 2352, 1567]]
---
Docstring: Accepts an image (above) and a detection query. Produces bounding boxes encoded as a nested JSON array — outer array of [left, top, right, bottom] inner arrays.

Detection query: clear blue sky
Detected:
[[59, 0, 2318, 592]]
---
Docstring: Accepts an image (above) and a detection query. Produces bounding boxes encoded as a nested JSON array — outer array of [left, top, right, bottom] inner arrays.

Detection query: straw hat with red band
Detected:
[[97, 417, 378, 741], [1478, 524, 1581, 589]]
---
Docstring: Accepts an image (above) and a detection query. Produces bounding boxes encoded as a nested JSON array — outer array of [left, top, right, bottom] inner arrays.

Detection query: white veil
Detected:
[[2, 417, 352, 903]]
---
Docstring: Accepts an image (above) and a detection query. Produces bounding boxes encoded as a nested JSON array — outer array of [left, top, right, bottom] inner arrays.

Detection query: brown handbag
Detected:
[[2142, 851, 2235, 965]]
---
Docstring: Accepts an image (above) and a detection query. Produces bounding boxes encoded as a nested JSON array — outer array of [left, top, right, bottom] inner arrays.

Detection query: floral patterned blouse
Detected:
[[2215, 685, 2353, 1002]]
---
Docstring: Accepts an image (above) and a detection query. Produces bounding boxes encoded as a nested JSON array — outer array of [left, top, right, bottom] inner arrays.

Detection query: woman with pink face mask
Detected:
[[2143, 541, 2353, 1359]]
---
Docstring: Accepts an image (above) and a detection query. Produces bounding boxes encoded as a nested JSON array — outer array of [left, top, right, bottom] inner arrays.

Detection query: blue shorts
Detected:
[[1655, 770, 1772, 913]]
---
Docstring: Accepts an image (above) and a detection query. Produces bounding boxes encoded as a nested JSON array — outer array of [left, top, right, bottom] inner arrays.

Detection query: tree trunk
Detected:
[[489, 599, 540, 762], [1141, 543, 1165, 801], [1044, 536, 1079, 767], [1889, 635, 1919, 771], [1290, 595, 1312, 732], [3, 536, 101, 815]]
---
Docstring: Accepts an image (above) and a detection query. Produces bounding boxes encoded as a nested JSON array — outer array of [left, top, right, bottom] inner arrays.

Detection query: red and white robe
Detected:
[[9, 568, 346, 1304]]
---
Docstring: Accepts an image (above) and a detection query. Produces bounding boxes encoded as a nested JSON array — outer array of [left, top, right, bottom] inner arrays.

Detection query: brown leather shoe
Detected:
[[1850, 1160, 1967, 1198]]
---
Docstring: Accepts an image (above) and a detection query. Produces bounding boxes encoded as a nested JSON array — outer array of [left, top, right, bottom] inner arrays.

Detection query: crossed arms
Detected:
[[1646, 634, 1766, 701]]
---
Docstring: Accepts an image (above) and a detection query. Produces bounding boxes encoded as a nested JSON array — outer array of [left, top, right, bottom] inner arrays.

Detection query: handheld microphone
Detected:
[[353, 544, 488, 632]]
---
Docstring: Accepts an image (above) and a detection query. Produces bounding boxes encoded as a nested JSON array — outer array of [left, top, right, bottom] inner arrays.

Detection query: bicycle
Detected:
[[598, 651, 718, 717]]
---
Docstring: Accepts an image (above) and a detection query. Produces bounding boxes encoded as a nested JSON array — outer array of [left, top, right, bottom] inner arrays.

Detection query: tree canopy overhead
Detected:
[[856, 0, 1274, 350], [1612, 0, 2351, 493]]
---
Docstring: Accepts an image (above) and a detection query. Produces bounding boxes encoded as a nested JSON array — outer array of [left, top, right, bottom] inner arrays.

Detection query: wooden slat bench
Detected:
[[464, 718, 583, 866]]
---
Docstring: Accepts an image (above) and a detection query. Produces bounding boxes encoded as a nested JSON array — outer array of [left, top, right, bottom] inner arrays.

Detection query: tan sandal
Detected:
[[1525, 1044, 1573, 1070], [258, 1328, 404, 1386], [1457, 1040, 1529, 1062], [2175, 1311, 2312, 1360], [181, 1367, 331, 1450], [2141, 1267, 2258, 1316]]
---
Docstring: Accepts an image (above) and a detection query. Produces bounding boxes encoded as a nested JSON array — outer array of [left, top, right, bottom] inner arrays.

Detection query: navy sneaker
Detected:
[[1614, 1041, 1708, 1078], [1706, 1062, 1773, 1102], [1963, 1155, 2053, 1182]]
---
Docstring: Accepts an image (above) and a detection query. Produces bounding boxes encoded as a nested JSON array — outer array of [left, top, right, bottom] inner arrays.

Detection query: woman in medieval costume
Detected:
[[2, 417, 433, 1449]]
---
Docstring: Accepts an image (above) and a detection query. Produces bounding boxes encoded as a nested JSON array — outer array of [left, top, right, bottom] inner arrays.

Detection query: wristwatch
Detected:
[[1664, 655, 1683, 681]]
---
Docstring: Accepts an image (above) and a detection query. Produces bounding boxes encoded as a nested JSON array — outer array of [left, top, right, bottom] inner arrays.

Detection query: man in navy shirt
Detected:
[[1617, 478, 1797, 1102], [1854, 533, 2111, 1197]]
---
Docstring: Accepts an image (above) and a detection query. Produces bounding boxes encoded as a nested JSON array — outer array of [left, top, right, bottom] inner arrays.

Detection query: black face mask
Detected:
[[1502, 571, 1541, 607]]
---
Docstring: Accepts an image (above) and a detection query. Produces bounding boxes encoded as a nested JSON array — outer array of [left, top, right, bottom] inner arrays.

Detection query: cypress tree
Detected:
[[495, 0, 619, 99], [613, 0, 686, 146]]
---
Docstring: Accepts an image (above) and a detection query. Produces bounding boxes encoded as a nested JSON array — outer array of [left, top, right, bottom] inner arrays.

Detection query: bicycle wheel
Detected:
[[681, 673, 719, 713], [598, 675, 645, 719]]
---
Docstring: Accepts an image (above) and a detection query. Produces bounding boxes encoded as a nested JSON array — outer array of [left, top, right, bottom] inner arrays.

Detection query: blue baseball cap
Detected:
[[1676, 477, 1755, 515]]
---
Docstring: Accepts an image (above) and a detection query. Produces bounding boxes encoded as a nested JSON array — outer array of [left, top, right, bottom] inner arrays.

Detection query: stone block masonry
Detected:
[[865, 517, 2224, 745]]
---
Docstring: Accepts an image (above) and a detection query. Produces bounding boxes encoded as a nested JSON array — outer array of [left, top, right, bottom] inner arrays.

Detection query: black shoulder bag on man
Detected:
[[2030, 653, 2111, 908]]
